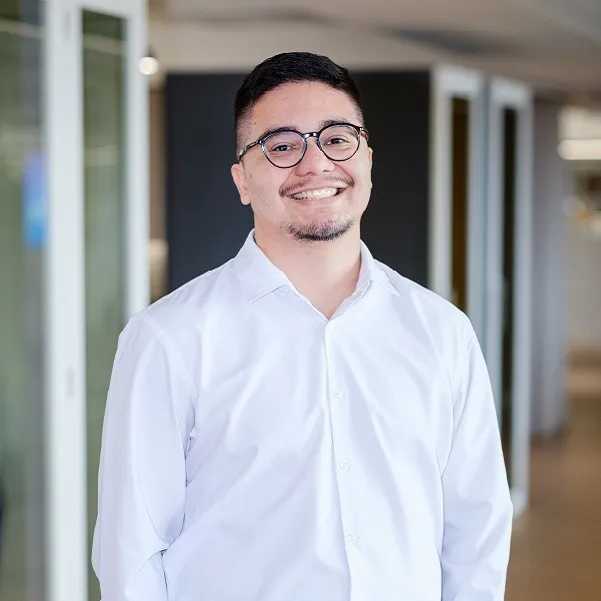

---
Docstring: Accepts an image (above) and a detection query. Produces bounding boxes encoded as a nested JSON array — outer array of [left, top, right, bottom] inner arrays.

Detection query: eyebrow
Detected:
[[255, 117, 354, 142]]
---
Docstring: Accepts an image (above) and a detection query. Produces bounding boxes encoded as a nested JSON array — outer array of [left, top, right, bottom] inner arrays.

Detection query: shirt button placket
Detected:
[[325, 327, 358, 557]]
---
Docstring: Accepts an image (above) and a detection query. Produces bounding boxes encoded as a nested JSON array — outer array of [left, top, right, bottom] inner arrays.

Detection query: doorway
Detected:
[[486, 80, 533, 516], [451, 97, 470, 313], [430, 66, 486, 338]]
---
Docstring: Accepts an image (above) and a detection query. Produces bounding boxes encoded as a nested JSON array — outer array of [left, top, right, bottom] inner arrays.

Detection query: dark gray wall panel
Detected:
[[165, 74, 252, 291], [165, 70, 431, 291], [353, 71, 430, 285]]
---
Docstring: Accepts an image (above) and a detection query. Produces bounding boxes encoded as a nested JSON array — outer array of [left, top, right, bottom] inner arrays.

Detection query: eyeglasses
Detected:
[[237, 122, 369, 169]]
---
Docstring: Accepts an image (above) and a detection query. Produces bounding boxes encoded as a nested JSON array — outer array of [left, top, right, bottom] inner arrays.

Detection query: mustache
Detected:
[[280, 176, 354, 197]]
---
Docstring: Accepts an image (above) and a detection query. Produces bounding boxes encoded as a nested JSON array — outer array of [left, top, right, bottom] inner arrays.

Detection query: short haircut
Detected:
[[234, 52, 365, 153]]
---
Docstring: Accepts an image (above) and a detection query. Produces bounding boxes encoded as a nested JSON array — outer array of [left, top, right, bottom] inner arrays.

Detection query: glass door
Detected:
[[0, 3, 47, 600], [430, 66, 487, 340], [81, 11, 128, 601], [44, 1, 148, 600], [485, 79, 533, 517], [78, 2, 148, 600]]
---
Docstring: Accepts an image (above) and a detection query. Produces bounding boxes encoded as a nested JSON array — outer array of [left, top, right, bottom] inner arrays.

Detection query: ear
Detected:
[[367, 145, 373, 168], [231, 162, 251, 206]]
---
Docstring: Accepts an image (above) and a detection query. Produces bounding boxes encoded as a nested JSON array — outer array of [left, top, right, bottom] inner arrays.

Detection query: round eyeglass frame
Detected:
[[237, 122, 369, 168]]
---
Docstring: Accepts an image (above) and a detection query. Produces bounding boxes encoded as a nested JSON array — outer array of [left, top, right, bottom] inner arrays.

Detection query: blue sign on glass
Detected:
[[22, 149, 47, 249]]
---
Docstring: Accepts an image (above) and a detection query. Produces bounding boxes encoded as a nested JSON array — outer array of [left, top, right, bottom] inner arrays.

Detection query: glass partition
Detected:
[[0, 2, 47, 600], [82, 11, 127, 601]]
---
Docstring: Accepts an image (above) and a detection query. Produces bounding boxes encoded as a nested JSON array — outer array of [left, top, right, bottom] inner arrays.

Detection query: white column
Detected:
[[45, 1, 88, 600]]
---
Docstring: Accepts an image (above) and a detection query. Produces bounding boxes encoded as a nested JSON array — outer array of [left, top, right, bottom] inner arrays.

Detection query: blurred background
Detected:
[[1, 0, 600, 600]]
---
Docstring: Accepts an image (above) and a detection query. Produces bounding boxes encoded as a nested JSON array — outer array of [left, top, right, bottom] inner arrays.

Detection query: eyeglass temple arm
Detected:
[[238, 140, 260, 162]]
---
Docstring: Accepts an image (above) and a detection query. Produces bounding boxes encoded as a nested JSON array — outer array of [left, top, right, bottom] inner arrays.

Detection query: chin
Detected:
[[285, 219, 354, 242]]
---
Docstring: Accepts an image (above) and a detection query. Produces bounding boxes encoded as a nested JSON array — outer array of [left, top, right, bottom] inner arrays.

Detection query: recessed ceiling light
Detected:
[[558, 139, 601, 161]]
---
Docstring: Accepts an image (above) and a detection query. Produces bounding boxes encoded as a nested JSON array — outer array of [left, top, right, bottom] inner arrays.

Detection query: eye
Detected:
[[271, 143, 295, 153], [323, 135, 353, 148], [266, 132, 302, 154], [327, 136, 350, 145]]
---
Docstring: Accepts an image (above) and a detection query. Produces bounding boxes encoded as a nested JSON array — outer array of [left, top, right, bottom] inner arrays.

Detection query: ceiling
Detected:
[[148, 0, 601, 100]]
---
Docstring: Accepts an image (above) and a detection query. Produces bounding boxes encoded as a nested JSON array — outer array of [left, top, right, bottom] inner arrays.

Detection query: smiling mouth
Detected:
[[289, 187, 343, 201]]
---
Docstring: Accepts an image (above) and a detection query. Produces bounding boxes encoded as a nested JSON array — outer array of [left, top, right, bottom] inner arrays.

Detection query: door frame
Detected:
[[485, 78, 533, 517], [430, 65, 487, 340], [44, 0, 148, 600]]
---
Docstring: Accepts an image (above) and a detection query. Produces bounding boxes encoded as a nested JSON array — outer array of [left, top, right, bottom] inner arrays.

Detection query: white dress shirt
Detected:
[[92, 231, 512, 601]]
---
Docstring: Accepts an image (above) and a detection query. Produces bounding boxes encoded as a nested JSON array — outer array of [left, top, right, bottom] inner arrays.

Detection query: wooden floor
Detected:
[[506, 363, 601, 600]]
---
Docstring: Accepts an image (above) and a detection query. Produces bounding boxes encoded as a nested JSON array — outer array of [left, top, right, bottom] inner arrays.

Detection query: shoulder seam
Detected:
[[139, 312, 199, 402]]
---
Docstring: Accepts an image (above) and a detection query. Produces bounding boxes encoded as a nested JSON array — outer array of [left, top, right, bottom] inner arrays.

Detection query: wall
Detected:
[[164, 71, 431, 290], [561, 107, 601, 353], [530, 100, 569, 436], [566, 225, 601, 350], [354, 71, 431, 285], [149, 89, 168, 301], [165, 73, 253, 290], [149, 89, 165, 241]]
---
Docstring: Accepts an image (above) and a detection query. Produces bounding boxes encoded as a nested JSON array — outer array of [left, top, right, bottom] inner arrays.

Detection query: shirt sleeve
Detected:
[[440, 319, 513, 601], [92, 313, 195, 601]]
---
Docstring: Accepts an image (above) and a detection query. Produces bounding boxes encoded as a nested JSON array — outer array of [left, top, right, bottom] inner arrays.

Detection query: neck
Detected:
[[254, 225, 362, 319]]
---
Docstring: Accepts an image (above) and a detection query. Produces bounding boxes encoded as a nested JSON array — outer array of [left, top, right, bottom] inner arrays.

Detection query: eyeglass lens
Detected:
[[264, 124, 360, 167]]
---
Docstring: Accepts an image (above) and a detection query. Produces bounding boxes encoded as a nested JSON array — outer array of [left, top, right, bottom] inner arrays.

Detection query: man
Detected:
[[93, 52, 513, 601]]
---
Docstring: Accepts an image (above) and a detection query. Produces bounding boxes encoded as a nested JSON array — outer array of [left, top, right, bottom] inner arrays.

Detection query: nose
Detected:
[[294, 137, 335, 175]]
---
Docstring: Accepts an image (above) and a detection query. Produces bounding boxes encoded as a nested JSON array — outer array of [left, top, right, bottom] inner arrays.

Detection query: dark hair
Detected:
[[234, 52, 364, 152]]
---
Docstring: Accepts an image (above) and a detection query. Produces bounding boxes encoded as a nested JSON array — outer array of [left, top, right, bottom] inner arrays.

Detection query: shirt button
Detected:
[[347, 533, 358, 545], [333, 390, 345, 399], [339, 460, 350, 471], [281, 287, 290, 295]]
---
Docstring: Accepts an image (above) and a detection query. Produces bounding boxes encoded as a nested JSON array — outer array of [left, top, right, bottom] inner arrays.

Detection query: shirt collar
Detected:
[[233, 230, 401, 303]]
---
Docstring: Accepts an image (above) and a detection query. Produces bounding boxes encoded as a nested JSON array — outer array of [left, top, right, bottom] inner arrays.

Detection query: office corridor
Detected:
[[506, 358, 601, 600]]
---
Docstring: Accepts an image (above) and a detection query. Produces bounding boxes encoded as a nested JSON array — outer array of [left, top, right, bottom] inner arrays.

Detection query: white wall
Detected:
[[566, 224, 601, 349], [530, 100, 569, 435], [561, 107, 601, 352]]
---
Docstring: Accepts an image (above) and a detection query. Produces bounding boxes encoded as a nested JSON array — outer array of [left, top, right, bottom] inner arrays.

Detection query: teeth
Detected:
[[290, 188, 339, 200]]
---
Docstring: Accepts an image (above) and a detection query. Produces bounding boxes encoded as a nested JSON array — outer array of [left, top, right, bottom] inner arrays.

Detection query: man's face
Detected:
[[231, 81, 373, 243]]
